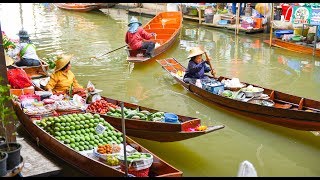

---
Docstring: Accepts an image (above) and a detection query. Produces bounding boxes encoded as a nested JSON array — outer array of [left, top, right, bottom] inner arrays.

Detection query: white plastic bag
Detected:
[[237, 160, 258, 177]]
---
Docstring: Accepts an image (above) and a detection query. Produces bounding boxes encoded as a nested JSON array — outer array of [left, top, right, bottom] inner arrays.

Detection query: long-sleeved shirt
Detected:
[[183, 59, 211, 79], [7, 42, 39, 60], [125, 27, 153, 50], [44, 70, 83, 94]]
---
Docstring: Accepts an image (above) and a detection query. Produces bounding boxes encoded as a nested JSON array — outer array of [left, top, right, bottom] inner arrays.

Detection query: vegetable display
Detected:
[[35, 112, 123, 152]]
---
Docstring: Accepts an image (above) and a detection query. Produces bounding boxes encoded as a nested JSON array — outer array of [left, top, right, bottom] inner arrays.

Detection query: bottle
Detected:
[[195, 79, 203, 88]]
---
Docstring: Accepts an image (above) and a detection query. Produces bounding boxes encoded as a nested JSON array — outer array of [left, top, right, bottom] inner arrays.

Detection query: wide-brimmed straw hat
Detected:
[[17, 29, 30, 38], [128, 16, 142, 27], [187, 47, 204, 59], [54, 54, 73, 72], [5, 54, 14, 66]]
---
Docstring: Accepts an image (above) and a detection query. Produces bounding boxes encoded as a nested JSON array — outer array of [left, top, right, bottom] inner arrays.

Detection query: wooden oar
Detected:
[[204, 51, 216, 77], [90, 45, 127, 60]]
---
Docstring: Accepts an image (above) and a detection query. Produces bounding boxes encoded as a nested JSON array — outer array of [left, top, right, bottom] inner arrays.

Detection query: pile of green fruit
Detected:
[[35, 112, 123, 152], [106, 107, 165, 122]]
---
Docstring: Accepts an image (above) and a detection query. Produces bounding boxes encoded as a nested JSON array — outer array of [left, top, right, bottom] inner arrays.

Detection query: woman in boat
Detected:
[[7, 29, 41, 67], [44, 54, 85, 97], [183, 46, 216, 84], [125, 16, 156, 58]]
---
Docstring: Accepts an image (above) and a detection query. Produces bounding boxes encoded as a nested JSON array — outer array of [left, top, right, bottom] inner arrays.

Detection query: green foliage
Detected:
[[2, 34, 16, 52], [0, 77, 18, 146], [42, 55, 57, 70]]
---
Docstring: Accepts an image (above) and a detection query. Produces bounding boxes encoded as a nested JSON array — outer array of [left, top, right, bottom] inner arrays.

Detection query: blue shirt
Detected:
[[184, 59, 211, 79]]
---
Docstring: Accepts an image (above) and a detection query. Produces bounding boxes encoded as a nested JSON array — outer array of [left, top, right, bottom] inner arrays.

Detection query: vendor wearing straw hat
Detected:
[[44, 54, 84, 95], [183, 46, 216, 84], [125, 16, 157, 58]]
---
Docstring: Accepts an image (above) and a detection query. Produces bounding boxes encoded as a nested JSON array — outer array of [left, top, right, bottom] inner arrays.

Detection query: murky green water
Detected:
[[1, 3, 320, 177]]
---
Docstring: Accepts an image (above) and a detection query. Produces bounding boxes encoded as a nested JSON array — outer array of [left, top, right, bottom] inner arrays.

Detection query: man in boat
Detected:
[[183, 47, 216, 84], [7, 29, 41, 67], [43, 54, 86, 98], [125, 16, 157, 58]]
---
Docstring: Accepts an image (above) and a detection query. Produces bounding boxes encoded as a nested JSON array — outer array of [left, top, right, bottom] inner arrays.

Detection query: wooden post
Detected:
[[0, 22, 17, 142], [313, 25, 318, 56], [269, 3, 274, 47], [235, 3, 241, 35]]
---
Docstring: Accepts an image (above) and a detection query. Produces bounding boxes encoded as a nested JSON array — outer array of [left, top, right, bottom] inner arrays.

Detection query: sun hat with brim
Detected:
[[5, 54, 14, 66], [54, 54, 73, 72], [187, 47, 204, 59], [17, 29, 30, 38], [128, 17, 142, 27]]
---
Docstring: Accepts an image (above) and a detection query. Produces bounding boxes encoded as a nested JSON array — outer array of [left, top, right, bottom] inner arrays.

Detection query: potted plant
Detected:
[[0, 77, 22, 172]]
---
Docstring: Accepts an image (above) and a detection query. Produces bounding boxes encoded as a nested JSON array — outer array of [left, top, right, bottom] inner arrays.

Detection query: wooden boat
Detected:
[[98, 97, 225, 142], [11, 59, 49, 79], [12, 101, 183, 177], [263, 38, 320, 57], [54, 3, 99, 12], [126, 11, 182, 63], [30, 83, 224, 142], [157, 58, 320, 131], [94, 3, 117, 9]]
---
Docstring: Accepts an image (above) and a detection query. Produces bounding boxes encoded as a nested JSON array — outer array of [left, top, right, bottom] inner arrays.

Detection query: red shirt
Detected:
[[125, 27, 153, 50]]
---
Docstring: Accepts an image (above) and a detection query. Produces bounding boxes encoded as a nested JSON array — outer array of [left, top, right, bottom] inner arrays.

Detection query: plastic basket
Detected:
[[121, 165, 149, 177]]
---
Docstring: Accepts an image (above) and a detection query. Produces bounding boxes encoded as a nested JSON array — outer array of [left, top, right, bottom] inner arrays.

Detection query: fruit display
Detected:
[[35, 112, 123, 152], [106, 107, 166, 122], [118, 152, 153, 171], [106, 155, 120, 166], [86, 99, 119, 114]]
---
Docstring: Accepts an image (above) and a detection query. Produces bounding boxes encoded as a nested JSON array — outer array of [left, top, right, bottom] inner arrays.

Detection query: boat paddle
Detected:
[[90, 45, 127, 60], [204, 51, 216, 78], [200, 46, 216, 78]]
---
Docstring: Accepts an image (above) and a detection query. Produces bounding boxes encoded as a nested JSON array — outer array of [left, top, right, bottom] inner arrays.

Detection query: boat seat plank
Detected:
[[299, 98, 304, 110], [269, 90, 275, 100]]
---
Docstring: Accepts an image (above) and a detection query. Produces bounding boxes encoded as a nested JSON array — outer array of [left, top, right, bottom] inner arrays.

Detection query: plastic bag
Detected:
[[237, 160, 258, 177], [86, 81, 95, 93], [7, 68, 32, 89]]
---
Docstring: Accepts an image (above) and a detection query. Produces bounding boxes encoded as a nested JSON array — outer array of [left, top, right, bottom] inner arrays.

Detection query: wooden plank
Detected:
[[16, 133, 62, 177]]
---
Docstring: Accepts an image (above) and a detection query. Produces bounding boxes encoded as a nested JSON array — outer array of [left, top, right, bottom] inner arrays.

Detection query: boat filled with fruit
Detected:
[[157, 58, 320, 131], [12, 99, 183, 177]]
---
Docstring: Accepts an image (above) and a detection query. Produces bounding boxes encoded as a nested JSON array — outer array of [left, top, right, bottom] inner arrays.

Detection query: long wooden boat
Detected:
[[12, 101, 183, 177], [263, 38, 320, 57], [30, 83, 224, 142], [97, 97, 225, 142], [157, 58, 320, 131], [11, 59, 49, 79], [54, 3, 99, 12], [126, 11, 182, 63]]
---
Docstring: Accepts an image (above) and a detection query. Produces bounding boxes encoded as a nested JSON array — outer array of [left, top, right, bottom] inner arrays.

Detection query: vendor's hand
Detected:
[[211, 69, 216, 77]]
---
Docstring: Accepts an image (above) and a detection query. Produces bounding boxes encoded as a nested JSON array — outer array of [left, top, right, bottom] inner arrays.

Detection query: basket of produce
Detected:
[[93, 143, 122, 160], [240, 85, 264, 98], [117, 152, 153, 172]]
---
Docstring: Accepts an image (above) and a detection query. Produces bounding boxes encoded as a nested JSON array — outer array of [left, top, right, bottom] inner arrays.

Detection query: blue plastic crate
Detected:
[[274, 30, 293, 39], [202, 81, 224, 95]]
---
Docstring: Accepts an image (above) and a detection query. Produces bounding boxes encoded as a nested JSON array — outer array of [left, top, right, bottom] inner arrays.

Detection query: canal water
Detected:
[[1, 3, 320, 177]]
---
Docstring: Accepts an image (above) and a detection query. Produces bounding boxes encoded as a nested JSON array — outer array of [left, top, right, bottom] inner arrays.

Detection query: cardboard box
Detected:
[[10, 86, 35, 96]]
